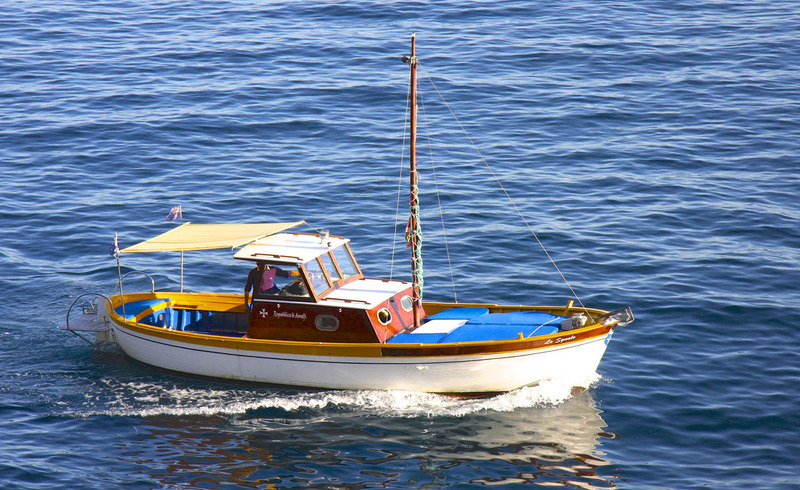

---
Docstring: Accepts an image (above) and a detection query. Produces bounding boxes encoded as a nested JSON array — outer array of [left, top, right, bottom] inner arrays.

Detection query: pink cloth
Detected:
[[261, 268, 278, 291]]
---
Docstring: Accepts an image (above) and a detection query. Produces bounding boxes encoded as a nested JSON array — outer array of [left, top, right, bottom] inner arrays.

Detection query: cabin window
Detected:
[[305, 258, 332, 294], [320, 253, 341, 283], [332, 245, 358, 279], [377, 308, 392, 325], [315, 315, 339, 332], [253, 263, 309, 299], [400, 295, 413, 312]]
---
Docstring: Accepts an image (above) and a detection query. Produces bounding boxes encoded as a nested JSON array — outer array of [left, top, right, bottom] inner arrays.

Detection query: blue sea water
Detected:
[[2, 0, 800, 488]]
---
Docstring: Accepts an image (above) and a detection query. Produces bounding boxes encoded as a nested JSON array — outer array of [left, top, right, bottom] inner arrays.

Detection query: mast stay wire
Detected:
[[304, 75, 412, 283], [418, 63, 589, 314], [417, 87, 459, 302], [307, 78, 411, 274], [389, 64, 459, 300], [389, 69, 412, 281]]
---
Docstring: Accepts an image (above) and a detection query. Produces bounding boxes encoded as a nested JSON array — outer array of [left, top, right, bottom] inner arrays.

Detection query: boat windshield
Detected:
[[319, 253, 341, 282], [332, 245, 358, 279], [305, 259, 332, 295]]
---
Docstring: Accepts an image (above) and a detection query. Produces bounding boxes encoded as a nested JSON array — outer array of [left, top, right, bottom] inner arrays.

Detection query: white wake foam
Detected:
[[67, 372, 602, 418]]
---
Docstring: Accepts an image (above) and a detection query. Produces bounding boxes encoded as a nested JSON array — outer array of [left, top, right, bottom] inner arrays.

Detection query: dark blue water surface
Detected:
[[3, 1, 800, 488]]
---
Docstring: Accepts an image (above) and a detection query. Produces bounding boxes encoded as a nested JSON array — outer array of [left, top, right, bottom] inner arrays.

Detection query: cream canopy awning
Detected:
[[121, 222, 305, 253]]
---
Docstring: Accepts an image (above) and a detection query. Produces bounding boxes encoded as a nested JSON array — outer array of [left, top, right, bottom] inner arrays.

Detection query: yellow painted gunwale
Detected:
[[107, 292, 615, 359]]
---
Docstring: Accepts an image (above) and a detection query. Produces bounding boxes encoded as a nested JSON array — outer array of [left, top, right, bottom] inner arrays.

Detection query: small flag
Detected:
[[166, 205, 182, 221], [109, 232, 120, 258]]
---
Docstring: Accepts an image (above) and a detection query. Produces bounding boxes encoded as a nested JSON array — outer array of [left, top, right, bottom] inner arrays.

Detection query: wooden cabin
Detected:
[[234, 233, 420, 342]]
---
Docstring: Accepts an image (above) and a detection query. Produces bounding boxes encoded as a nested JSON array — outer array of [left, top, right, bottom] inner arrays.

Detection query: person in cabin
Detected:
[[244, 262, 265, 307], [244, 261, 298, 307]]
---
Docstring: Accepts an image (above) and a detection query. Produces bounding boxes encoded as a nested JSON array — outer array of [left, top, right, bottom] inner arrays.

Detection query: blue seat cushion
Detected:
[[440, 312, 566, 343], [386, 332, 448, 344], [466, 311, 564, 326], [424, 307, 489, 321], [387, 311, 567, 344], [114, 298, 171, 320], [441, 324, 559, 343]]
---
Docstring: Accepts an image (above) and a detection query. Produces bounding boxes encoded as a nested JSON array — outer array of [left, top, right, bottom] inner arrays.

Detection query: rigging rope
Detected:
[[408, 179, 424, 299], [390, 67, 457, 300], [418, 64, 590, 314], [390, 72, 412, 281], [418, 87, 458, 302]]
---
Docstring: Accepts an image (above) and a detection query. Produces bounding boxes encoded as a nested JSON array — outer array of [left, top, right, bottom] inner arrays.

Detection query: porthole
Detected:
[[377, 308, 392, 325], [315, 315, 339, 332], [399, 295, 414, 312]]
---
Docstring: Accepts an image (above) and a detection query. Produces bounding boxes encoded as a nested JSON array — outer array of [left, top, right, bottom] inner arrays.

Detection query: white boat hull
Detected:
[[107, 315, 612, 394]]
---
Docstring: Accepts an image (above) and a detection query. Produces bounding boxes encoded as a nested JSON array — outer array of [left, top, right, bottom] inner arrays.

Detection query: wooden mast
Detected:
[[408, 33, 422, 329]]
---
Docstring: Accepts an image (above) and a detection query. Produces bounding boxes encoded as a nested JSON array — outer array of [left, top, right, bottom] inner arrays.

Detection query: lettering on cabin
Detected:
[[258, 308, 308, 321], [272, 311, 308, 321]]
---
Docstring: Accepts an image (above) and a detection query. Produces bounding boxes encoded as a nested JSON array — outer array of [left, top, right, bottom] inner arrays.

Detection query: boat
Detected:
[[61, 35, 633, 395]]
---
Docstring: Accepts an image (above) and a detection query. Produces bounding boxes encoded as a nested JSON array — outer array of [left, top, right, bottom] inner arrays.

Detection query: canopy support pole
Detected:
[[116, 255, 126, 318], [180, 250, 184, 293]]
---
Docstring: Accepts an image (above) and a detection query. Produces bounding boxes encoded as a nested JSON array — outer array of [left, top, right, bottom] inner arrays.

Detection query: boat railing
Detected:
[[112, 271, 157, 319], [113, 270, 156, 296], [596, 305, 634, 327], [62, 293, 113, 345]]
